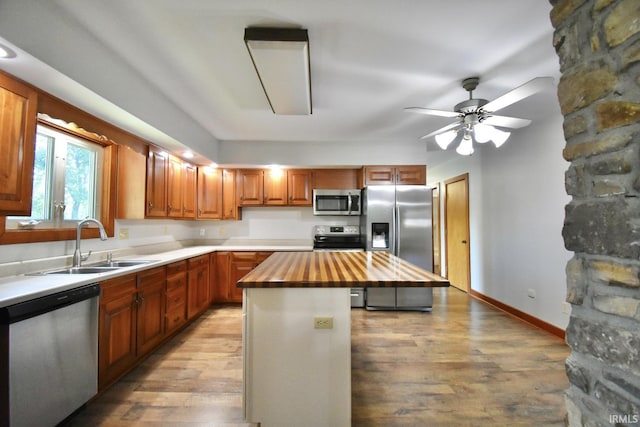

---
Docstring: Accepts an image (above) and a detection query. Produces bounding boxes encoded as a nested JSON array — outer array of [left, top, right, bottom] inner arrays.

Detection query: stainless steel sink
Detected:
[[40, 266, 123, 275], [91, 260, 156, 268]]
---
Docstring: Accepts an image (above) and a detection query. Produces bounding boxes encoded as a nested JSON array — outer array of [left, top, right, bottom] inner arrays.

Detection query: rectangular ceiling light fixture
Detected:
[[244, 27, 312, 115]]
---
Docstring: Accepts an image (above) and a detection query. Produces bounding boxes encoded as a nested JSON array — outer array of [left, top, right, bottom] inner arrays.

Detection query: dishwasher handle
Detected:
[[0, 283, 100, 324]]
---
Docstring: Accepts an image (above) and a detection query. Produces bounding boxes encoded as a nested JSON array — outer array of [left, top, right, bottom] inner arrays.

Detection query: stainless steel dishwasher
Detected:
[[0, 283, 100, 427]]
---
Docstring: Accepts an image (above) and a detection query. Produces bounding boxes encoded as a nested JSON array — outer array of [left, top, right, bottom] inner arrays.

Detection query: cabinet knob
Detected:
[[462, 240, 467, 244]]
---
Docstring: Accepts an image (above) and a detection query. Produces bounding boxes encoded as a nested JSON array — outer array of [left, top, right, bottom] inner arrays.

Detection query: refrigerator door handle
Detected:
[[395, 205, 401, 255]]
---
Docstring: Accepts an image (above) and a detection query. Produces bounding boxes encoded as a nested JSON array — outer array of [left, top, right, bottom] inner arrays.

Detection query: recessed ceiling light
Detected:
[[0, 44, 16, 59], [183, 151, 194, 159]]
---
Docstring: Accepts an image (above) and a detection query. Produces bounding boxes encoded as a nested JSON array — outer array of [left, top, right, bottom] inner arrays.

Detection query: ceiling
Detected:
[[0, 0, 561, 165]]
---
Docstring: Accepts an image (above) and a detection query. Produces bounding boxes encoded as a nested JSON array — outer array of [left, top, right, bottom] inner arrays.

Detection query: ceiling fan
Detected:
[[405, 76, 554, 155]]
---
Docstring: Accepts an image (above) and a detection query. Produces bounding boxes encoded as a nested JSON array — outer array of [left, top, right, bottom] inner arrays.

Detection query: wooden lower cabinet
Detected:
[[136, 267, 166, 355], [165, 260, 188, 334], [213, 251, 273, 303], [98, 273, 138, 390], [187, 254, 210, 319]]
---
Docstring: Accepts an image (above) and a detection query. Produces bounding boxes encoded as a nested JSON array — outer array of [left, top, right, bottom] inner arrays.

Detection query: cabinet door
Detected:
[[197, 167, 223, 219], [222, 169, 239, 220], [167, 156, 184, 218], [363, 166, 395, 185], [116, 145, 146, 219], [213, 252, 230, 302], [0, 72, 37, 215], [99, 274, 138, 390], [187, 255, 210, 319], [396, 165, 426, 185], [182, 163, 197, 218], [287, 170, 312, 206], [146, 147, 168, 217], [264, 170, 287, 205], [237, 169, 263, 206], [137, 267, 166, 356], [229, 252, 257, 303], [312, 168, 360, 190]]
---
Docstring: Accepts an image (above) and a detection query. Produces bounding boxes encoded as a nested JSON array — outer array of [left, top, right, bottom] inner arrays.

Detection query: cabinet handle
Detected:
[[289, 195, 292, 201], [148, 201, 153, 208], [462, 240, 467, 244], [239, 196, 243, 201], [198, 208, 202, 215], [168, 204, 172, 210], [264, 195, 267, 202]]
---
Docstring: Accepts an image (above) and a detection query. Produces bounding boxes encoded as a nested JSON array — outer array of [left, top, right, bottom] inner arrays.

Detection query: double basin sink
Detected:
[[34, 260, 155, 275]]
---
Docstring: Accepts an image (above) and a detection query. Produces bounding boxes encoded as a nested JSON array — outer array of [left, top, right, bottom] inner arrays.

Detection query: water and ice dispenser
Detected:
[[371, 223, 389, 249]]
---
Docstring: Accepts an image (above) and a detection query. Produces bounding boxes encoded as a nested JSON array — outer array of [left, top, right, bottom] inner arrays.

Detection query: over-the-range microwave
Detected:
[[312, 189, 362, 216]]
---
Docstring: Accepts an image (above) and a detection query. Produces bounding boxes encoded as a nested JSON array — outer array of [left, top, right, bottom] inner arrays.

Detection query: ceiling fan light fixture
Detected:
[[435, 129, 458, 149], [456, 132, 474, 156], [491, 128, 511, 147], [473, 122, 493, 143]]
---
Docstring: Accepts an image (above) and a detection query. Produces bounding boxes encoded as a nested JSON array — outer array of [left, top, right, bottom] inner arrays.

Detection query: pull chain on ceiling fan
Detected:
[[405, 76, 554, 155]]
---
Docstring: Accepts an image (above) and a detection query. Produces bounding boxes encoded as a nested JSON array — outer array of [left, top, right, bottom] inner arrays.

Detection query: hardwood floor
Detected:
[[66, 287, 569, 426]]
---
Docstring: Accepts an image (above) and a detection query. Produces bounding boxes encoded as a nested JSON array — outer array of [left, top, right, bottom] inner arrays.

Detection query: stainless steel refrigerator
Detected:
[[360, 185, 434, 311]]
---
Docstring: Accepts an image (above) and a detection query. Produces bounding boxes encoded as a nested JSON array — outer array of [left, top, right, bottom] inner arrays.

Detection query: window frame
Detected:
[[0, 115, 116, 245]]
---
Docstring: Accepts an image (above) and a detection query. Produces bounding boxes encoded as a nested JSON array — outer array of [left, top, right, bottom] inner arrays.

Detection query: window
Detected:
[[7, 124, 104, 229]]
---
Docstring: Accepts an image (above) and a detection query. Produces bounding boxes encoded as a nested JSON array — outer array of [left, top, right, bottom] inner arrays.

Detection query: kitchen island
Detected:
[[237, 251, 449, 427]]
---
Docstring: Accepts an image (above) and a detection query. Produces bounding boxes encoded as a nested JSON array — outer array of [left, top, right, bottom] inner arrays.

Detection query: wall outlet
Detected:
[[118, 228, 129, 240], [562, 302, 572, 315], [527, 288, 536, 299], [219, 227, 226, 237], [314, 316, 333, 329], [199, 228, 206, 237]]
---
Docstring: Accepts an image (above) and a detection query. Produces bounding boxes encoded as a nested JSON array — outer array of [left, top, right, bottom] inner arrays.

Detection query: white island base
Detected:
[[242, 288, 351, 427]]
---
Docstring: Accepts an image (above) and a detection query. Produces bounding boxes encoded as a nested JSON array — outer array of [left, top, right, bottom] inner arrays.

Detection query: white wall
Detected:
[[428, 113, 572, 329], [218, 139, 427, 167]]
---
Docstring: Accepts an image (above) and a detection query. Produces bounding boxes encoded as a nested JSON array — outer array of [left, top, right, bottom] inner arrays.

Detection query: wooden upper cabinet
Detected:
[[167, 156, 184, 218], [237, 169, 264, 206], [363, 165, 426, 185], [287, 169, 312, 206], [146, 147, 169, 217], [197, 167, 223, 219], [116, 145, 146, 219], [396, 165, 426, 185], [182, 163, 197, 219], [0, 72, 38, 216], [222, 169, 240, 220], [263, 170, 287, 206], [312, 168, 360, 190]]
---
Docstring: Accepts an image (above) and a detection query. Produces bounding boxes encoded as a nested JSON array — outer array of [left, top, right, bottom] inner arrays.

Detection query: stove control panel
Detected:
[[313, 225, 360, 236]]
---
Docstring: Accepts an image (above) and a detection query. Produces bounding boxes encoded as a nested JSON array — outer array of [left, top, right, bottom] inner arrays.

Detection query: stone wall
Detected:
[[550, 0, 640, 425]]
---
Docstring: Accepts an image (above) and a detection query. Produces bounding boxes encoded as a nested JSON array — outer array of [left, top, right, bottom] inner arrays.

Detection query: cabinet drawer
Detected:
[[166, 273, 186, 291], [167, 260, 187, 276], [188, 254, 209, 269], [230, 252, 257, 262], [138, 266, 166, 289], [166, 285, 187, 311], [100, 273, 137, 302], [165, 307, 187, 333]]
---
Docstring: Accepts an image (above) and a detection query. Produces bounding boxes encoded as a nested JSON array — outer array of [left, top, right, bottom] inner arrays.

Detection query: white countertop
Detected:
[[0, 242, 312, 308]]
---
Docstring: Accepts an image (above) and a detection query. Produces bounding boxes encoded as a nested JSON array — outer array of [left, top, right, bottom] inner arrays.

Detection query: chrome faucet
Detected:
[[73, 218, 108, 267]]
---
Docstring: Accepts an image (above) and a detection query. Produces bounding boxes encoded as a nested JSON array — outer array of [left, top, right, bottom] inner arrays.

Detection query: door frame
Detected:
[[444, 173, 471, 292]]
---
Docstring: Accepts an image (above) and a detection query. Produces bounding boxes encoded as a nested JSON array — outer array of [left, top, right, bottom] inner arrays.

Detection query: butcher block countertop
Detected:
[[237, 251, 450, 288]]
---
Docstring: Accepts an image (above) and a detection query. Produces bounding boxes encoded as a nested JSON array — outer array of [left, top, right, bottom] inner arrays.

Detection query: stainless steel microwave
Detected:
[[313, 189, 362, 216]]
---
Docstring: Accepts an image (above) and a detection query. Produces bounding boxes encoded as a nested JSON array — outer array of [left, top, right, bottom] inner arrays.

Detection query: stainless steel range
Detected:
[[312, 225, 365, 307]]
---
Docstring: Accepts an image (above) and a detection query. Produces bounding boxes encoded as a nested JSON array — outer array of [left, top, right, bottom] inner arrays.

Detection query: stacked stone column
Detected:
[[550, 0, 640, 425]]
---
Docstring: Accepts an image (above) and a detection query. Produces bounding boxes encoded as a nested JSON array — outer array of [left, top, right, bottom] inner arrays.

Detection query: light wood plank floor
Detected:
[[66, 287, 569, 426]]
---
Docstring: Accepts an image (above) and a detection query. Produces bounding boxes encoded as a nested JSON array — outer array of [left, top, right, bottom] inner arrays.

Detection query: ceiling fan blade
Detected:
[[482, 115, 532, 129], [404, 107, 460, 118], [482, 76, 554, 113], [419, 122, 464, 140]]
